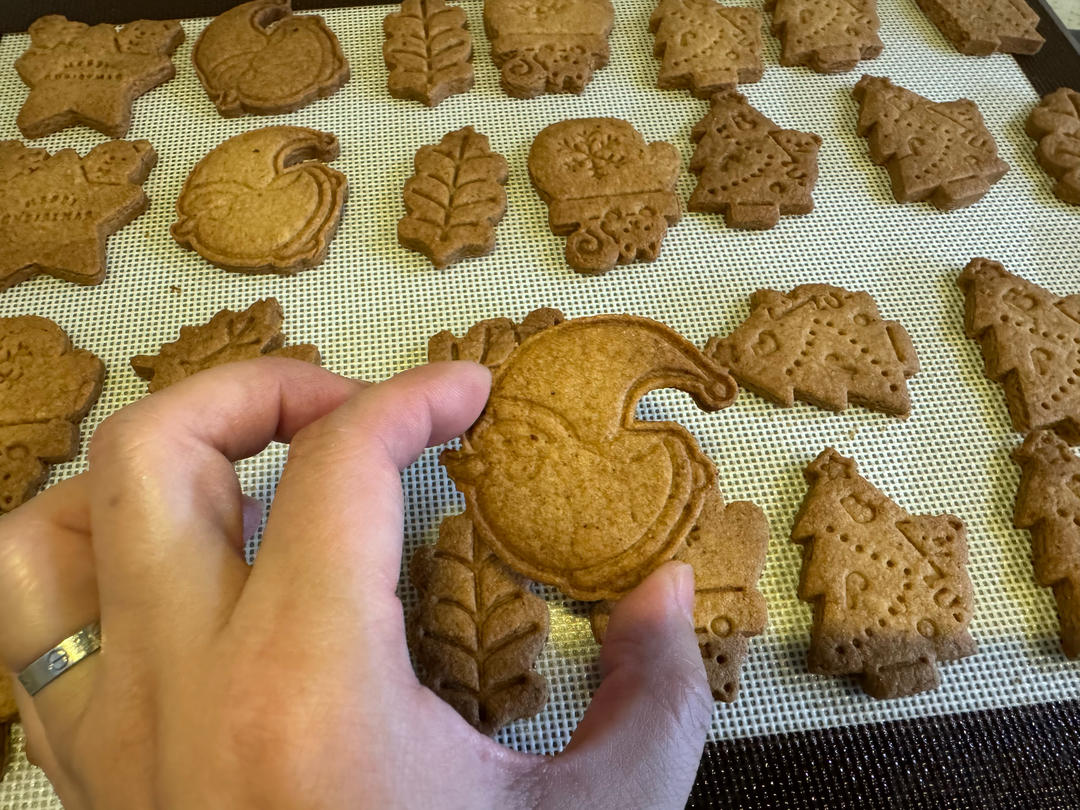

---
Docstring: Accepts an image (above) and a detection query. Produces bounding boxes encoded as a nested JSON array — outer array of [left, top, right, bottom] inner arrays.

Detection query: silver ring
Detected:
[[18, 621, 102, 696]]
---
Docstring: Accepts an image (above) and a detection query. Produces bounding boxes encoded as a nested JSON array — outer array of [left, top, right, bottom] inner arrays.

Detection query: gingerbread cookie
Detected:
[[915, 0, 1043, 55], [15, 15, 183, 139], [0, 317, 104, 513], [650, 0, 764, 97], [409, 512, 549, 734], [793, 449, 975, 698], [688, 90, 821, 229], [193, 0, 349, 117], [1013, 430, 1080, 658], [0, 140, 156, 292], [384, 0, 474, 107], [429, 308, 566, 367], [439, 311, 738, 601], [853, 75, 1009, 210], [484, 0, 614, 99], [1025, 87, 1080, 206], [398, 127, 508, 269], [528, 118, 682, 273], [958, 258, 1080, 443], [591, 489, 769, 702], [130, 299, 320, 393], [766, 0, 883, 73], [707, 284, 919, 416], [0, 670, 14, 780], [172, 127, 347, 274], [0, 671, 15, 723]]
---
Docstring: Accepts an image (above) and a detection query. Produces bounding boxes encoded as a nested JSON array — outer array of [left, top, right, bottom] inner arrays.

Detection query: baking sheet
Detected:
[[2, 0, 1080, 805]]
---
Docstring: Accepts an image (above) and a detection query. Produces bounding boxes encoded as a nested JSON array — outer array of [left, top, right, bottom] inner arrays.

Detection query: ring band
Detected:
[[18, 621, 102, 696]]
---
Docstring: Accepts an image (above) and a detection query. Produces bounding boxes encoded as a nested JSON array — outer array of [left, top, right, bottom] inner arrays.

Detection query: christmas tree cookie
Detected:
[[792, 449, 975, 698]]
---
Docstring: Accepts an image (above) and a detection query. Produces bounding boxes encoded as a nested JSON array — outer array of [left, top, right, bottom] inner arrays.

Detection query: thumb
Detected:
[[534, 562, 711, 809]]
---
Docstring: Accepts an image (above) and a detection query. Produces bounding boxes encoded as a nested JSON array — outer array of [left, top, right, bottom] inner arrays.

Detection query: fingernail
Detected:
[[670, 561, 696, 625]]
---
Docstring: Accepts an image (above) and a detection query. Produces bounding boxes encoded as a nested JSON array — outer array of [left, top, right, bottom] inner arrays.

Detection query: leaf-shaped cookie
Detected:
[[384, 0, 474, 107], [398, 127, 508, 269], [130, 299, 320, 392], [409, 512, 550, 734], [428, 307, 566, 368]]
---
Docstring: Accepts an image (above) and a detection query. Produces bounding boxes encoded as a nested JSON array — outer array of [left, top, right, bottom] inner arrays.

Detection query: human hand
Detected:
[[0, 358, 711, 809]]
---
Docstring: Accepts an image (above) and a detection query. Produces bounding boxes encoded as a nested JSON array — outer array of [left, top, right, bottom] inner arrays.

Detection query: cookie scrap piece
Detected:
[[853, 75, 1009, 210], [130, 299, 320, 393], [0, 140, 156, 292], [915, 0, 1043, 55], [688, 90, 821, 229], [793, 449, 975, 698], [958, 258, 1080, 443], [172, 127, 347, 274], [529, 118, 682, 273], [484, 0, 614, 99], [1013, 431, 1080, 658], [0, 317, 104, 513], [398, 127, 508, 269], [193, 0, 349, 117], [765, 0, 882, 73], [1025, 87, 1080, 206], [441, 312, 738, 601], [650, 0, 764, 97], [592, 489, 769, 702], [409, 512, 550, 735], [707, 284, 919, 416], [384, 0, 473, 107], [15, 15, 183, 139]]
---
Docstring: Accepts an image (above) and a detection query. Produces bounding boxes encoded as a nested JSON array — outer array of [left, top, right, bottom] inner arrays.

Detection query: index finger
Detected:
[[87, 358, 366, 642]]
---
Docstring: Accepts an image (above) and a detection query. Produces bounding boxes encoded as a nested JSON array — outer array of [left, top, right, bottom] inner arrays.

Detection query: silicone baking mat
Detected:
[[2, 1, 1079, 805]]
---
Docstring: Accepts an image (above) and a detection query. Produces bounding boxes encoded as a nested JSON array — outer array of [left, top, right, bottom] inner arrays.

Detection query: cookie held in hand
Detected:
[[853, 75, 1008, 210], [130, 299, 320, 392], [707, 284, 919, 416], [793, 449, 975, 698], [409, 513, 550, 735], [529, 118, 682, 273], [193, 0, 349, 117], [172, 127, 347, 274], [398, 127, 508, 268], [0, 317, 104, 513], [439, 310, 738, 601], [0, 139, 156, 292], [15, 14, 183, 139]]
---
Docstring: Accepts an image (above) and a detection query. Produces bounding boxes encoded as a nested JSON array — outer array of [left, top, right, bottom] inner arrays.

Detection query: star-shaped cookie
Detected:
[[15, 15, 184, 139], [0, 140, 157, 292]]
